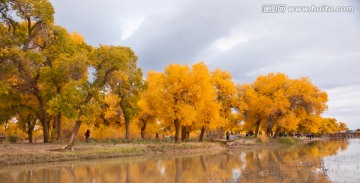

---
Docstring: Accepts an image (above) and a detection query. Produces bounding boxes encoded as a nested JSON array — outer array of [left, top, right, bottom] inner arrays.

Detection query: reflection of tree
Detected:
[[199, 155, 209, 181], [125, 163, 130, 183], [55, 169, 61, 183], [182, 157, 188, 171], [41, 169, 49, 183], [26, 170, 32, 183], [65, 167, 77, 183], [85, 165, 93, 183], [175, 158, 181, 183], [115, 165, 122, 183]]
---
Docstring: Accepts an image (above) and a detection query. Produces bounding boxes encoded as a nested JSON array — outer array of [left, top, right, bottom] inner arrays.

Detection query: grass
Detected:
[[82, 138, 176, 145], [3, 141, 11, 148], [278, 137, 299, 145]]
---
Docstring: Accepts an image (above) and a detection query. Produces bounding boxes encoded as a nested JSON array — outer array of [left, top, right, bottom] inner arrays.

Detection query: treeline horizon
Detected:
[[0, 0, 348, 147]]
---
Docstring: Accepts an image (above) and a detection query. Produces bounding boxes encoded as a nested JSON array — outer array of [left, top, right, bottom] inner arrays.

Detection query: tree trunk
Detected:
[[181, 126, 187, 141], [174, 118, 180, 143], [51, 115, 57, 142], [65, 120, 81, 150], [266, 120, 274, 137], [140, 122, 147, 139], [125, 116, 130, 140], [27, 121, 33, 143], [65, 92, 92, 149], [266, 127, 273, 137], [43, 123, 49, 143], [40, 110, 50, 143], [56, 113, 61, 141], [255, 120, 261, 138], [55, 86, 62, 141], [199, 126, 206, 142], [121, 100, 131, 140]]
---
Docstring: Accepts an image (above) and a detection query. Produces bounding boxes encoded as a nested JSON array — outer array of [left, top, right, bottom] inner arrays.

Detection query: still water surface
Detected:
[[1, 139, 360, 183]]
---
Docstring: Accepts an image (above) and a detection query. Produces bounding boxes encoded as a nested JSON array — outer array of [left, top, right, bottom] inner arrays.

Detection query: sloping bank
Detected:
[[0, 142, 226, 166], [0, 138, 326, 166]]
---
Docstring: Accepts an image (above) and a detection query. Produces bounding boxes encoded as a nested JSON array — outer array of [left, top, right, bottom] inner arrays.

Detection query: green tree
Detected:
[[107, 53, 143, 140], [61, 46, 137, 149], [0, 0, 55, 142], [43, 29, 91, 141]]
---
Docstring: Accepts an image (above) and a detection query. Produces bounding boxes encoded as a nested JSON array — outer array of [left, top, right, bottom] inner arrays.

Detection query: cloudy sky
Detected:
[[50, 0, 360, 129]]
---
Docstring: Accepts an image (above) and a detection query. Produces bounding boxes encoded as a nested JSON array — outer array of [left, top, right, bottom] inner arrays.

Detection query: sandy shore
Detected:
[[0, 137, 327, 166]]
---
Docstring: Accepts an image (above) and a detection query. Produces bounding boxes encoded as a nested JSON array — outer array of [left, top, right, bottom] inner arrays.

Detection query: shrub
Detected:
[[0, 136, 5, 143], [279, 137, 297, 145], [8, 135, 18, 143]]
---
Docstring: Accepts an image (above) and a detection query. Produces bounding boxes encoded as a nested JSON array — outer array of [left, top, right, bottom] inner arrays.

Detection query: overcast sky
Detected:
[[50, 0, 360, 129]]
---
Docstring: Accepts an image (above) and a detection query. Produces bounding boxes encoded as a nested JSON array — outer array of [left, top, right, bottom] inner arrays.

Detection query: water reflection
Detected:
[[0, 139, 355, 183]]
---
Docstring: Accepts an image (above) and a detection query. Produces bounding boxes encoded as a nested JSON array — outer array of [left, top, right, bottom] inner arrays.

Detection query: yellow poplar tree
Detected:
[[136, 89, 157, 139], [191, 62, 221, 141], [288, 77, 328, 134], [63, 46, 136, 149], [210, 69, 238, 130], [161, 64, 195, 143], [240, 73, 328, 137], [145, 62, 222, 142], [238, 84, 270, 137], [338, 122, 349, 131]]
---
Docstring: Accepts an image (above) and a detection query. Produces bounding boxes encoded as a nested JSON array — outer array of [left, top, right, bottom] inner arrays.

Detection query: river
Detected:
[[1, 139, 359, 183]]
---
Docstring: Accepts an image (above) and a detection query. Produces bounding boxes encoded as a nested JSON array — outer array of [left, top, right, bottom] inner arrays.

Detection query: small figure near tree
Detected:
[[226, 131, 230, 140], [85, 129, 91, 142]]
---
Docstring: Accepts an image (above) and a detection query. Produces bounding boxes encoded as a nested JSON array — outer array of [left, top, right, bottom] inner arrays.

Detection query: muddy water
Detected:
[[0, 139, 359, 183]]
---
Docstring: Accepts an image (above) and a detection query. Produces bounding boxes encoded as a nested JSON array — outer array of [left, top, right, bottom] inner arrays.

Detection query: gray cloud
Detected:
[[51, 0, 360, 129], [124, 0, 256, 72]]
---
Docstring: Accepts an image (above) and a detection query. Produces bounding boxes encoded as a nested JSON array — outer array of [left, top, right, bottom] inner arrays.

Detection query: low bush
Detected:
[[8, 135, 18, 143], [0, 136, 5, 143], [279, 137, 298, 145]]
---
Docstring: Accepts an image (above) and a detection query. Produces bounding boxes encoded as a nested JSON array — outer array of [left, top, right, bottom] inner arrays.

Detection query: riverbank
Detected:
[[0, 137, 327, 166]]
